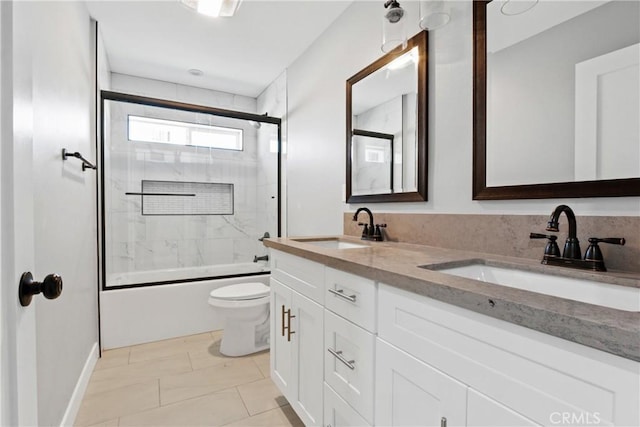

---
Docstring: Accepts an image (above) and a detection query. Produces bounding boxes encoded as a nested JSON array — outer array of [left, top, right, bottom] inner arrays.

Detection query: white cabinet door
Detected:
[[271, 276, 324, 426], [376, 339, 467, 427], [290, 289, 325, 427], [324, 383, 371, 427], [270, 278, 293, 395], [467, 388, 541, 427]]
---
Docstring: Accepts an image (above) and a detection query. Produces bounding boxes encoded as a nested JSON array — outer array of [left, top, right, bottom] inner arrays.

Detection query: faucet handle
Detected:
[[584, 237, 625, 260], [529, 233, 560, 257], [584, 238, 625, 269], [530, 233, 552, 239], [588, 237, 625, 246]]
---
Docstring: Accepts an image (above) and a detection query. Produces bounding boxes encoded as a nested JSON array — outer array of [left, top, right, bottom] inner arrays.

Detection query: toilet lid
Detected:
[[209, 282, 270, 301]]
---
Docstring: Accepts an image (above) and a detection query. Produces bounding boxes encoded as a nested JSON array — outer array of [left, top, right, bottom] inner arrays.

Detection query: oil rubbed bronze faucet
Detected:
[[546, 204, 582, 259], [353, 207, 386, 241], [530, 204, 625, 272]]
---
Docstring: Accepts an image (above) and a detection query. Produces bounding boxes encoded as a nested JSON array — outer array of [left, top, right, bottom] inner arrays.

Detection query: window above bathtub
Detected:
[[128, 115, 244, 151]]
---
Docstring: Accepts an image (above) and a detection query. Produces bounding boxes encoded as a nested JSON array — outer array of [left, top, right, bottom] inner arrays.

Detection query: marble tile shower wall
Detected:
[[105, 101, 273, 280]]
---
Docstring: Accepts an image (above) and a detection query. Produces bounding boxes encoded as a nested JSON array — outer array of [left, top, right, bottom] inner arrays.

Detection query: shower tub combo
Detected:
[[99, 92, 281, 351]]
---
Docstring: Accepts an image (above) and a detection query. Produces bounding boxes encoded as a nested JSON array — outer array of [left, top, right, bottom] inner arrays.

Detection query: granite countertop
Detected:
[[263, 235, 640, 362]]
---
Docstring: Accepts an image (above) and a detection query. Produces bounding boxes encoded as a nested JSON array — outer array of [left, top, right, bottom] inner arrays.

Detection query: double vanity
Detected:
[[264, 236, 639, 427]]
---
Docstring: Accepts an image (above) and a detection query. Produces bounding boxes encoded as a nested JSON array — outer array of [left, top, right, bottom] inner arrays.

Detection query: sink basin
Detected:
[[425, 262, 640, 312], [293, 238, 370, 250]]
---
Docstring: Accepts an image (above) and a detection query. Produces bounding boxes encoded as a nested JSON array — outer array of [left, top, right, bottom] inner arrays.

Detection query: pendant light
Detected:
[[381, 0, 407, 52], [419, 0, 451, 31]]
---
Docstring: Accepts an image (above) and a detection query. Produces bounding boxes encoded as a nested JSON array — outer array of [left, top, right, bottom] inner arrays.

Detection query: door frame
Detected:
[[1, 1, 39, 425]]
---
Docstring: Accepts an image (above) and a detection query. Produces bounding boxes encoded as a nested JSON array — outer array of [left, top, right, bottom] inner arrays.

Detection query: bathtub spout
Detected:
[[253, 255, 269, 263]]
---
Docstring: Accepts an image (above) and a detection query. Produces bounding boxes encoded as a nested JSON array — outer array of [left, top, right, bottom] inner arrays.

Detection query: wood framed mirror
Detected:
[[346, 31, 428, 203], [473, 0, 640, 200]]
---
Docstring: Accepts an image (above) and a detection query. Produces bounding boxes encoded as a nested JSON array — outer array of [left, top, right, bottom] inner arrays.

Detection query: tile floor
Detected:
[[74, 331, 303, 427]]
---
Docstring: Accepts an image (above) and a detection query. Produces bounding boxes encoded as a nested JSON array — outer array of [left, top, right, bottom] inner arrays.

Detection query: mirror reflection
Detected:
[[351, 47, 418, 195], [347, 31, 427, 203], [485, 0, 639, 187]]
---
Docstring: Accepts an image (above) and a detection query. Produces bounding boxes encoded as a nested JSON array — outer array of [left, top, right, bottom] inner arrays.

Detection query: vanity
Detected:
[[264, 236, 639, 427]]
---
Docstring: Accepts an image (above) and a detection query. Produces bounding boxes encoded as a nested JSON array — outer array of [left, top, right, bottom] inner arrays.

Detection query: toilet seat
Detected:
[[209, 282, 270, 300], [208, 282, 270, 309]]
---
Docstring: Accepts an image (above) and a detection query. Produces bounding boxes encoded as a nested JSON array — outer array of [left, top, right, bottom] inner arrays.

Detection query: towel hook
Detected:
[[62, 148, 97, 171]]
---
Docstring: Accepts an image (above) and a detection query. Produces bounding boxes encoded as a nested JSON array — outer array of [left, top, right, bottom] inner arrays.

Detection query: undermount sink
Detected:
[[424, 261, 640, 312], [293, 238, 370, 250]]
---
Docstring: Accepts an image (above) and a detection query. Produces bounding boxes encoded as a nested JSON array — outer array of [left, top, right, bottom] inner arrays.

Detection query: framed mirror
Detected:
[[473, 1, 640, 200], [346, 31, 428, 203]]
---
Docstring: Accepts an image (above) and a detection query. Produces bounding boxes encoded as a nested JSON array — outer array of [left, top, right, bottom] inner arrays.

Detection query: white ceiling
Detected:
[[86, 0, 353, 98]]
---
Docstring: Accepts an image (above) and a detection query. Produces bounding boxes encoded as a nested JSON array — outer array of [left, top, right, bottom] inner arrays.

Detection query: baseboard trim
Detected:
[[60, 342, 98, 426]]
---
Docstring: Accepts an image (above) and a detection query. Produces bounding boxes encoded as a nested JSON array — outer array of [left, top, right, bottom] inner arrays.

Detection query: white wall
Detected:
[[285, 1, 640, 237], [97, 24, 111, 92], [110, 73, 257, 113], [14, 2, 99, 426]]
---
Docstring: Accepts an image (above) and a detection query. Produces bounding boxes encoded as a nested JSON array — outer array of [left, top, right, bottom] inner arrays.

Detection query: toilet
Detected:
[[208, 282, 271, 357]]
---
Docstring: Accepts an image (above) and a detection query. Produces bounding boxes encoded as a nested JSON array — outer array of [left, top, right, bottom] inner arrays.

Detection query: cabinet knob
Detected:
[[19, 272, 63, 307]]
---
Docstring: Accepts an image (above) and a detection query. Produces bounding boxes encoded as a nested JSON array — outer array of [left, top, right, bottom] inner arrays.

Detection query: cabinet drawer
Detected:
[[324, 382, 371, 427], [378, 283, 639, 426], [270, 249, 325, 304], [324, 267, 376, 332], [324, 310, 375, 424]]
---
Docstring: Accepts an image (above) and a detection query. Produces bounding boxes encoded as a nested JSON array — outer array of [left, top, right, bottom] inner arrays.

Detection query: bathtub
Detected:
[[106, 261, 269, 287], [101, 262, 270, 349]]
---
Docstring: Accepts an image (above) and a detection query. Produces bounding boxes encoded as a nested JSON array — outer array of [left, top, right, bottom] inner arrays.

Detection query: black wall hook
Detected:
[[62, 148, 97, 171]]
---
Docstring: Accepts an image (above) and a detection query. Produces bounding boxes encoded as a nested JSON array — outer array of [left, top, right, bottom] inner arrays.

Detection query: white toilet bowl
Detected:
[[208, 282, 270, 357]]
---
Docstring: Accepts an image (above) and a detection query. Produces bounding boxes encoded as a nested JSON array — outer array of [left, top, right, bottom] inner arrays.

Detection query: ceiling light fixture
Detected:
[[382, 1, 453, 52], [180, 0, 241, 18]]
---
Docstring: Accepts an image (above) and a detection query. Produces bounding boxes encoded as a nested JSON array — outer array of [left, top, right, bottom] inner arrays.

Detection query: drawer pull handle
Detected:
[[287, 309, 295, 342], [328, 348, 355, 370], [282, 306, 295, 341], [328, 288, 356, 303]]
